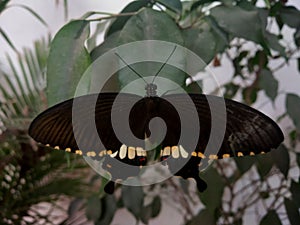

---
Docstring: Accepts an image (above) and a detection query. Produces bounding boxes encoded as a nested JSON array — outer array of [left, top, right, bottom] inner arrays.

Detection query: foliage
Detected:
[[0, 38, 88, 224], [1, 0, 300, 224]]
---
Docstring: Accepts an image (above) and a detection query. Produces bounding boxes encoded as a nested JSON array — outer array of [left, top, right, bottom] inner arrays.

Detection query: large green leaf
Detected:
[[199, 165, 225, 213], [47, 20, 91, 106], [105, 0, 150, 38], [290, 179, 300, 208], [264, 32, 286, 57], [91, 31, 121, 61], [259, 69, 278, 102], [140, 196, 161, 224], [118, 8, 183, 44], [271, 144, 290, 178], [235, 156, 256, 175], [284, 198, 300, 225], [286, 93, 300, 131], [211, 5, 264, 44], [86, 196, 102, 222], [121, 185, 144, 219], [96, 195, 117, 225], [279, 6, 300, 28], [117, 8, 185, 89], [259, 210, 282, 225], [155, 0, 182, 14], [256, 154, 274, 179], [182, 25, 217, 64]]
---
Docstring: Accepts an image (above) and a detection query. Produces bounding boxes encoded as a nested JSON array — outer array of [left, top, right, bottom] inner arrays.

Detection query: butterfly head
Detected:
[[145, 83, 157, 97]]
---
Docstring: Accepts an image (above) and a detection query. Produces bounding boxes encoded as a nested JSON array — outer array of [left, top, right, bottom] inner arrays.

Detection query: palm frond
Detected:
[[0, 38, 48, 132]]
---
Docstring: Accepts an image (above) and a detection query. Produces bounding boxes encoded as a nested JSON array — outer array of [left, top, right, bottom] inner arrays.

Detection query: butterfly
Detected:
[[28, 47, 284, 193], [28, 82, 284, 194]]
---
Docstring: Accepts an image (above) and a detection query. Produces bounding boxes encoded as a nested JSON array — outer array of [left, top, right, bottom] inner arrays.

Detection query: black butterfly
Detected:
[[28, 81, 284, 194], [29, 46, 284, 193]]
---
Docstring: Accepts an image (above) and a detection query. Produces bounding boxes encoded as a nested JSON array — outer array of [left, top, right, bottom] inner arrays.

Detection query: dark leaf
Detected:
[[199, 165, 225, 213], [284, 198, 300, 225], [259, 69, 278, 102], [155, 0, 182, 14], [271, 144, 290, 178], [140, 196, 161, 224], [210, 5, 264, 43], [242, 87, 258, 105], [264, 32, 286, 57], [47, 20, 91, 106], [119, 8, 183, 44], [286, 93, 300, 131], [151, 196, 161, 218], [248, 50, 268, 73], [279, 6, 300, 28], [182, 26, 217, 64], [205, 16, 229, 53], [140, 204, 152, 224], [290, 180, 300, 208], [256, 153, 274, 179], [121, 185, 144, 219], [235, 156, 256, 175], [259, 210, 282, 225], [0, 0, 9, 13], [186, 209, 216, 225], [86, 196, 102, 222], [105, 0, 150, 38], [96, 195, 117, 225], [297, 153, 300, 168], [117, 8, 185, 88], [294, 28, 300, 47], [90, 31, 121, 60]]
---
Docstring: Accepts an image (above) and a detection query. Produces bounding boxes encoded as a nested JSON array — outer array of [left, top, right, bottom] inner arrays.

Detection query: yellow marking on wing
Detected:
[[179, 145, 188, 158], [171, 146, 179, 158], [198, 152, 206, 159], [87, 151, 96, 157], [107, 150, 112, 155], [237, 152, 244, 157], [110, 151, 118, 158], [75, 150, 82, 155], [128, 147, 135, 159], [99, 150, 107, 157], [119, 144, 127, 159], [136, 147, 143, 156], [163, 146, 171, 156], [222, 154, 230, 158], [209, 154, 218, 160]]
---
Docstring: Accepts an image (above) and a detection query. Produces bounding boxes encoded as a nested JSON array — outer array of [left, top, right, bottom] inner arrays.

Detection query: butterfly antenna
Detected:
[[151, 45, 177, 83], [115, 52, 148, 84]]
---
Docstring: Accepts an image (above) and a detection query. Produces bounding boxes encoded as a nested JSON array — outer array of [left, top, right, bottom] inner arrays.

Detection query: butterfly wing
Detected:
[[28, 93, 142, 155], [163, 93, 284, 157]]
